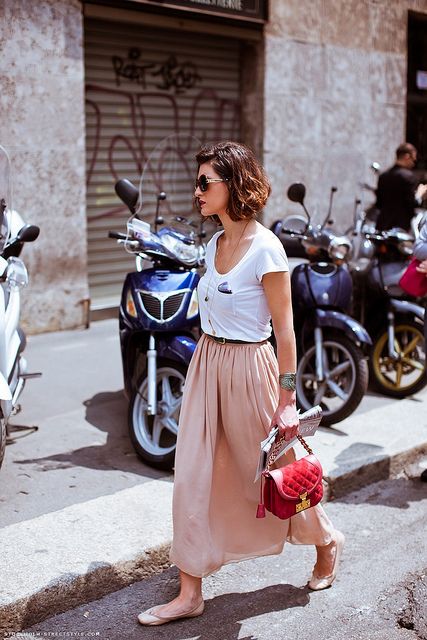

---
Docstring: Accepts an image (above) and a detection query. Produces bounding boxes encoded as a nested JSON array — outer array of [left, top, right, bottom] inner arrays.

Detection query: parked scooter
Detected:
[[110, 178, 204, 469], [347, 200, 426, 398], [0, 145, 40, 468], [279, 183, 371, 425], [275, 180, 426, 399]]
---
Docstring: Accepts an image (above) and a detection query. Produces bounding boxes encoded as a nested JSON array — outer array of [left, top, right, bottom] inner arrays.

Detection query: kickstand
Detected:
[[6, 424, 39, 444]]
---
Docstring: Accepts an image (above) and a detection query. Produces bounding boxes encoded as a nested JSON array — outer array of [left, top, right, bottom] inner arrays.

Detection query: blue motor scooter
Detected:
[[278, 183, 372, 425], [111, 179, 204, 469]]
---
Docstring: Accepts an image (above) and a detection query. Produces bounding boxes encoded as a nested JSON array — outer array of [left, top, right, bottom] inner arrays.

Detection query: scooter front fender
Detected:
[[0, 371, 12, 419], [158, 334, 198, 367], [390, 298, 425, 323], [314, 309, 372, 347], [0, 372, 11, 401]]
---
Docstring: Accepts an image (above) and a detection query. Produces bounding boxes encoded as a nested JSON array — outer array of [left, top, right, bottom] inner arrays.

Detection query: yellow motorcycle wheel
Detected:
[[371, 322, 427, 398]]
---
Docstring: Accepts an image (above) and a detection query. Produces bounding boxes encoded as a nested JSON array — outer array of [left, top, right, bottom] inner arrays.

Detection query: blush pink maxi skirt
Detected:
[[169, 334, 335, 578]]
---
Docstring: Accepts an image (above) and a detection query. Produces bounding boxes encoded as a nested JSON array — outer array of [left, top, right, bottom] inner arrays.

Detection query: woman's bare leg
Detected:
[[313, 530, 344, 577], [148, 570, 203, 617]]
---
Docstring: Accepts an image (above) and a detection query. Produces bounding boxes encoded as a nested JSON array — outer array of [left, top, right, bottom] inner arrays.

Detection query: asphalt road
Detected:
[[22, 473, 427, 640]]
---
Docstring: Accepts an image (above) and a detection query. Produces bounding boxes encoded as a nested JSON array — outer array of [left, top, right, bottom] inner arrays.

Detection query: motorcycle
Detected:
[[0, 145, 40, 468], [110, 148, 205, 469], [275, 180, 426, 399], [347, 200, 426, 398], [278, 183, 371, 425]]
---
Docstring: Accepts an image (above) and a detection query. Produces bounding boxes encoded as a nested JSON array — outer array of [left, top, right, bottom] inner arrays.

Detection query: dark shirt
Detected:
[[375, 164, 418, 232]]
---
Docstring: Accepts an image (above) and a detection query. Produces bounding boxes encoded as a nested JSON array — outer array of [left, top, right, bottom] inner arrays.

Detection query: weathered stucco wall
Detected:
[[2, 0, 427, 332], [263, 0, 427, 230], [0, 0, 88, 333]]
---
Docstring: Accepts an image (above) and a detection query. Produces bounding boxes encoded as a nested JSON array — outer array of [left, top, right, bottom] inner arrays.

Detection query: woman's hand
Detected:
[[415, 259, 427, 275], [271, 403, 300, 442]]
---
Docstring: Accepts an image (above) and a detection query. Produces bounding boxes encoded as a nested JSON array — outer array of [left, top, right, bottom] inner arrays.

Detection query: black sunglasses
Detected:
[[195, 174, 229, 193]]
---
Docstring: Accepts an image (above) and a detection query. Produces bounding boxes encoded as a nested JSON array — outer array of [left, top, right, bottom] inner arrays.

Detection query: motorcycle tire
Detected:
[[128, 359, 187, 470], [296, 335, 368, 426], [370, 320, 427, 398]]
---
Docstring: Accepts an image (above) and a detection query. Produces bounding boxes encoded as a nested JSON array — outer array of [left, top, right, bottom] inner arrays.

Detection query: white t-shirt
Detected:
[[198, 224, 289, 341]]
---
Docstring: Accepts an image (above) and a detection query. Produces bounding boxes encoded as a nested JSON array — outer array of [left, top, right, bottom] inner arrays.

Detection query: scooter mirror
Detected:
[[115, 179, 139, 213], [287, 183, 306, 204], [17, 224, 40, 243]]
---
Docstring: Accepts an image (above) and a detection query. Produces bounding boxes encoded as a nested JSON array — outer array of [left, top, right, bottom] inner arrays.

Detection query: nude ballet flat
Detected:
[[308, 530, 345, 591], [137, 600, 205, 626]]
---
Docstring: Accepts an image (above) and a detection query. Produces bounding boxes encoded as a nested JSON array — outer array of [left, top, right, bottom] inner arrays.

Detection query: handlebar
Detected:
[[108, 231, 128, 240]]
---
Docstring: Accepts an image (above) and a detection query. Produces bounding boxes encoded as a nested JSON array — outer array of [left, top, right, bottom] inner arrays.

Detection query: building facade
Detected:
[[1, 0, 427, 332]]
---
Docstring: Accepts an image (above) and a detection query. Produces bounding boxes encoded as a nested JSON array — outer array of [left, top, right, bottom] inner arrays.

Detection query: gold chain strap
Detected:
[[266, 434, 313, 472]]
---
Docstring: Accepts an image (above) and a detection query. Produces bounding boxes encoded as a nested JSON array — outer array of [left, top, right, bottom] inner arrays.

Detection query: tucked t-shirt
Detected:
[[198, 224, 289, 341]]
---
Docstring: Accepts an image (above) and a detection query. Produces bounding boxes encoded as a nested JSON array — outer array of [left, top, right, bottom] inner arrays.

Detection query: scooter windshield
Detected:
[[138, 133, 201, 229], [0, 145, 11, 252]]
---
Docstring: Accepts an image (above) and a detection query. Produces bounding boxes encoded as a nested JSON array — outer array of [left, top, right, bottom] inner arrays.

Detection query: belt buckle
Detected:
[[219, 337, 226, 344]]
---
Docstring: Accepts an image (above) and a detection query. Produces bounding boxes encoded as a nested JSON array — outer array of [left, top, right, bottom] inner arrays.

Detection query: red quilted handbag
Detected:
[[399, 258, 427, 298], [256, 435, 323, 520]]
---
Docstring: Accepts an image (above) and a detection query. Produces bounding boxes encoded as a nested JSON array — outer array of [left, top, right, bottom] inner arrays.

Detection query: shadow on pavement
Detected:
[[26, 565, 311, 640], [135, 584, 310, 640], [332, 442, 385, 473], [14, 391, 166, 480], [333, 475, 427, 509]]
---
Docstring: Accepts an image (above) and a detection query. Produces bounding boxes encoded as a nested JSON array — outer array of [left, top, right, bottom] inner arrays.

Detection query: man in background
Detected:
[[375, 142, 427, 232]]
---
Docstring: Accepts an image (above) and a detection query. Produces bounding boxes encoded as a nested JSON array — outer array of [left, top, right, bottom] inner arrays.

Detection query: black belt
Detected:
[[206, 334, 266, 345]]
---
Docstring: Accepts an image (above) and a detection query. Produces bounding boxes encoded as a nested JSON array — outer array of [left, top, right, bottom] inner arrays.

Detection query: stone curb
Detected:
[[0, 545, 171, 638], [323, 442, 427, 501]]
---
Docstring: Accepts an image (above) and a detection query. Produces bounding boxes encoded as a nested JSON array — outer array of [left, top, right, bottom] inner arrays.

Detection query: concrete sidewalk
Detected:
[[1, 320, 427, 635]]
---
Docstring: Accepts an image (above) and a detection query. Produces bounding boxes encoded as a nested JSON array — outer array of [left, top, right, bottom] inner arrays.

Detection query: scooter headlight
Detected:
[[186, 289, 199, 319], [6, 257, 28, 289], [160, 233, 198, 266], [126, 289, 138, 318], [328, 237, 352, 263]]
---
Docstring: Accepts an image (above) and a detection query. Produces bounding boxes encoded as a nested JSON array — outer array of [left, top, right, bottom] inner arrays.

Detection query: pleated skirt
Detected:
[[169, 334, 334, 578]]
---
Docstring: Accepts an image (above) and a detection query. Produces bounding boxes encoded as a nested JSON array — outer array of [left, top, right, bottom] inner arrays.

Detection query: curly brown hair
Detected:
[[195, 141, 271, 221]]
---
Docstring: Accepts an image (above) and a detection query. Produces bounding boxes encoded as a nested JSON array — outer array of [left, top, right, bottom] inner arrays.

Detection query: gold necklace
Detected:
[[204, 220, 250, 302], [205, 220, 251, 335]]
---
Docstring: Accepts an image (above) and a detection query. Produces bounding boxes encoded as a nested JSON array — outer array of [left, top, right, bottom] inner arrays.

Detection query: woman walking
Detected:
[[138, 141, 344, 626]]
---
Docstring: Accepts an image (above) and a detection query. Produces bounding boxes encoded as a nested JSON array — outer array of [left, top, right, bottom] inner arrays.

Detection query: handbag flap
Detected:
[[266, 455, 323, 501]]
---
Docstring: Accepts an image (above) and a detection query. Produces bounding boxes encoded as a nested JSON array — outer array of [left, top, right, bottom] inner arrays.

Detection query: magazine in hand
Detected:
[[254, 405, 323, 482]]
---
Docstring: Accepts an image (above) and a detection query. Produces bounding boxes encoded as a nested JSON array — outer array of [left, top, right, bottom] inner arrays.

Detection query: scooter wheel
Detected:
[[128, 360, 187, 470], [296, 335, 368, 426], [370, 321, 427, 398]]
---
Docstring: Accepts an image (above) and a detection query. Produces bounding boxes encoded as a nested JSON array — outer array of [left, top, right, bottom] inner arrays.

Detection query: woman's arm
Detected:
[[262, 270, 299, 441]]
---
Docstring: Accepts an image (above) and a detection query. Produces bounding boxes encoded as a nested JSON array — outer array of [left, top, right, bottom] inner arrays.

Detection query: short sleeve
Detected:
[[255, 238, 289, 282]]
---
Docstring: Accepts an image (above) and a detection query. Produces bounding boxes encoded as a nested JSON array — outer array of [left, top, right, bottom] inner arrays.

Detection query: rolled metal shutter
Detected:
[[84, 18, 241, 308]]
